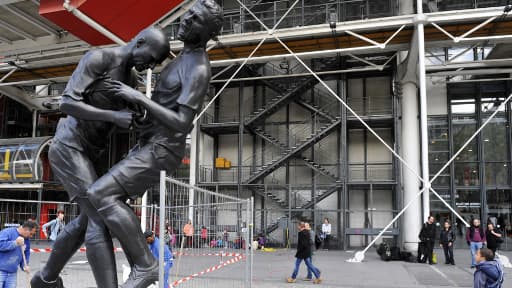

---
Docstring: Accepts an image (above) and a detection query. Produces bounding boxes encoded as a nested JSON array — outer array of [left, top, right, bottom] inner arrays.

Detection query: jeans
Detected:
[[291, 257, 320, 279], [0, 270, 17, 288], [442, 242, 454, 264], [163, 261, 172, 288], [470, 241, 483, 266], [306, 255, 314, 279]]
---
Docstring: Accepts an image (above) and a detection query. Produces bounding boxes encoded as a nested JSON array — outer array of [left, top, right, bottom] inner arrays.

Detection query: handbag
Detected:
[[432, 252, 437, 264]]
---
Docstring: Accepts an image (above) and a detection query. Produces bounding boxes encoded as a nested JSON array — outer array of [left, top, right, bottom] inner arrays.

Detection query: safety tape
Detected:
[[30, 247, 124, 253], [30, 247, 242, 258], [172, 254, 245, 287]]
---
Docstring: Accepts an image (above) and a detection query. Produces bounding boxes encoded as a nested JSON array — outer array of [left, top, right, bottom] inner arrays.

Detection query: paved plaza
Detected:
[[14, 242, 511, 288]]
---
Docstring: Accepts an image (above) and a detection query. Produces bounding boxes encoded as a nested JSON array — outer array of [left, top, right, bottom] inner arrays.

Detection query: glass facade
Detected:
[[428, 81, 512, 250]]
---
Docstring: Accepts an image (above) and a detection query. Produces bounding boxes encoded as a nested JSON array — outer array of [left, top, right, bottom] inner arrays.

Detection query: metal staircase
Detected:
[[245, 117, 341, 184], [263, 182, 343, 234], [244, 77, 318, 126]]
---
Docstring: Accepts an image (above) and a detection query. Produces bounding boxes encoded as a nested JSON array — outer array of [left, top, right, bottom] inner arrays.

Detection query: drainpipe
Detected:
[[417, 0, 430, 222]]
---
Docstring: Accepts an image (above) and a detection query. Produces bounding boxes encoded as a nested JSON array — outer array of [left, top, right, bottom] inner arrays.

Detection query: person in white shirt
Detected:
[[321, 218, 331, 250]]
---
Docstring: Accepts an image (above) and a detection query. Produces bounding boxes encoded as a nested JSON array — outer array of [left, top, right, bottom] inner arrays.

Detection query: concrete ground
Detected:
[[16, 243, 511, 288]]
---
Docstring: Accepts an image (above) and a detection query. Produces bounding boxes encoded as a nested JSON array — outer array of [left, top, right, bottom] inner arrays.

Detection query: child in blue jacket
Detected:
[[474, 248, 504, 288]]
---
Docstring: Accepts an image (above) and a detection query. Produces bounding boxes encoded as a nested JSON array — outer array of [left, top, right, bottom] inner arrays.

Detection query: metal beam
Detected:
[[3, 5, 60, 36], [0, 67, 16, 82], [0, 35, 12, 44], [0, 86, 42, 110], [0, 0, 25, 5], [0, 18, 36, 41], [169, 7, 508, 49], [426, 58, 512, 71], [0, 76, 70, 87]]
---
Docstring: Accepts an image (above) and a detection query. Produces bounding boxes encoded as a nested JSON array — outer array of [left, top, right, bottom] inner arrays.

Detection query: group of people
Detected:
[[419, 215, 505, 288], [287, 221, 323, 284]]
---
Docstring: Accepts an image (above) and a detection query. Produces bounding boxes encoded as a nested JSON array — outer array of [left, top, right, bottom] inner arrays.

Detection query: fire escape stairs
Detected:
[[245, 117, 342, 184], [244, 77, 319, 127], [263, 182, 343, 235]]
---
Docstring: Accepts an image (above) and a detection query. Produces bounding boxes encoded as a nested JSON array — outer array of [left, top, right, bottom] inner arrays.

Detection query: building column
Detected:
[[398, 26, 423, 252], [401, 79, 422, 252]]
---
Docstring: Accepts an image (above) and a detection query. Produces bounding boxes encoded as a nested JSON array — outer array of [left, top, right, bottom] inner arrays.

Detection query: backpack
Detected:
[[488, 261, 504, 288]]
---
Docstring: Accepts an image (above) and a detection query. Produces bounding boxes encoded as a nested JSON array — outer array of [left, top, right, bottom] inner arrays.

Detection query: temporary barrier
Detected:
[[156, 174, 254, 287]]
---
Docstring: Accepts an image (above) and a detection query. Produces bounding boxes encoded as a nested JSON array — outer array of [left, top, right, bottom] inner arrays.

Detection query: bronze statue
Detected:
[[31, 28, 170, 288], [88, 1, 223, 287]]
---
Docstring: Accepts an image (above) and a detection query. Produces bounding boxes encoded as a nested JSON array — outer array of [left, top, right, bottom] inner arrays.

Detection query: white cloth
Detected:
[[322, 223, 331, 235]]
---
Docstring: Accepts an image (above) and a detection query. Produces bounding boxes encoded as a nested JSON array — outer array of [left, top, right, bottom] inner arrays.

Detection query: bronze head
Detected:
[[130, 27, 170, 71], [177, 0, 223, 47]]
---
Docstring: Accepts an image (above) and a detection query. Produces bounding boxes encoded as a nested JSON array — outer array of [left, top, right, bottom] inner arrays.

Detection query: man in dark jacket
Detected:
[[287, 222, 322, 284], [474, 248, 504, 288], [419, 216, 436, 264], [440, 220, 456, 265]]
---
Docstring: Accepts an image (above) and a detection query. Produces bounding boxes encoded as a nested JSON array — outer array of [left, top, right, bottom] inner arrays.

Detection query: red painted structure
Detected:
[[40, 0, 182, 46]]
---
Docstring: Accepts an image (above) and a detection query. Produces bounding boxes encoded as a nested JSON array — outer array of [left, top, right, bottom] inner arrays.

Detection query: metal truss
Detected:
[[190, 0, 512, 263]]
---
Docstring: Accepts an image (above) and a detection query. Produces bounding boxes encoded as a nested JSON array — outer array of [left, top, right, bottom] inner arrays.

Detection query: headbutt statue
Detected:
[[31, 0, 222, 287]]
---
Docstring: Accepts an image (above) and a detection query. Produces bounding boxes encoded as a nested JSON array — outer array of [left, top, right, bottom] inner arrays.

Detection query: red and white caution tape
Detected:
[[173, 254, 245, 287], [30, 248, 241, 258], [30, 247, 124, 253]]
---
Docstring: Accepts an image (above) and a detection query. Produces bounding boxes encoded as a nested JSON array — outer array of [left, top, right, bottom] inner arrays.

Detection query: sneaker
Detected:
[[303, 278, 312, 281], [286, 278, 296, 283], [121, 263, 158, 288], [313, 278, 323, 284], [31, 271, 65, 288]]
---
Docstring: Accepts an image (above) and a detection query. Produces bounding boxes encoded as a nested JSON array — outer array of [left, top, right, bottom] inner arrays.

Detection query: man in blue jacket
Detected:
[[0, 221, 37, 288], [144, 231, 173, 288], [474, 248, 504, 288]]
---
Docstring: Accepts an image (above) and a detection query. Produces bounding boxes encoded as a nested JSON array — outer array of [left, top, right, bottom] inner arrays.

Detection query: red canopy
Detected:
[[40, 0, 182, 45]]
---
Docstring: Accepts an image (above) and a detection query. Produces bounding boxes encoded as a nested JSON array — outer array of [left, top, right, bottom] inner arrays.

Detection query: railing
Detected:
[[348, 162, 394, 181], [428, 0, 509, 12], [166, 0, 400, 38], [200, 112, 240, 125]]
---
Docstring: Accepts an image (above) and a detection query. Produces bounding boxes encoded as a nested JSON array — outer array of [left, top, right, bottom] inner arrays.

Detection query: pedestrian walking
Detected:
[[473, 248, 504, 288], [439, 220, 455, 265], [304, 222, 316, 281], [287, 222, 322, 284], [183, 220, 194, 249], [144, 231, 173, 288], [0, 221, 37, 288], [486, 222, 503, 256], [321, 218, 331, 250], [201, 226, 208, 247], [467, 218, 486, 268], [419, 216, 436, 264], [42, 210, 65, 246], [223, 229, 229, 249]]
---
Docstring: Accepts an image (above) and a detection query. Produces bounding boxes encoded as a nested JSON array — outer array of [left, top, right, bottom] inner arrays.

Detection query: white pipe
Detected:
[[210, 66, 384, 83], [159, 171, 166, 288], [417, 0, 430, 222], [401, 81, 422, 253], [0, 67, 17, 83], [140, 69, 152, 232], [63, 0, 125, 45]]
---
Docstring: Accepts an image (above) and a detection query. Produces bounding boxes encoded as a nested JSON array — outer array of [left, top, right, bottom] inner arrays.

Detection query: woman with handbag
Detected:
[[486, 222, 503, 255]]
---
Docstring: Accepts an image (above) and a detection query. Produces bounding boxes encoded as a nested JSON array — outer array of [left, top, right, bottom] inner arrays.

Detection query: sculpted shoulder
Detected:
[[80, 49, 116, 73]]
